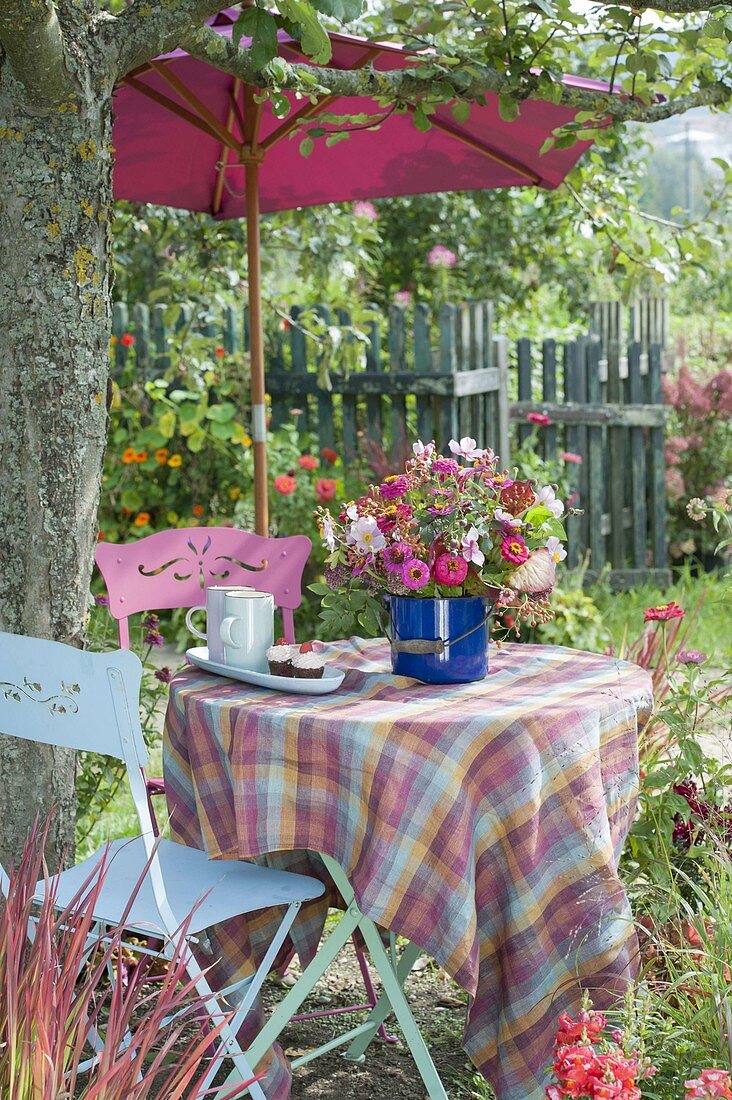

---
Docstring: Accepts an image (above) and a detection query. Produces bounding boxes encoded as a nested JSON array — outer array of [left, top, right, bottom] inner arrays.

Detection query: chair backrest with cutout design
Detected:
[[95, 528, 312, 647]]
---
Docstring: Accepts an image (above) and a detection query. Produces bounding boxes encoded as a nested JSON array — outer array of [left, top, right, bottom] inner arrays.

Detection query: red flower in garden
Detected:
[[120, 333, 135, 347], [298, 454, 318, 470], [316, 478, 337, 504], [685, 1069, 732, 1099], [214, 346, 226, 358], [527, 412, 551, 427], [320, 447, 338, 465], [556, 1009, 606, 1043], [433, 553, 468, 587], [192, 504, 204, 516], [274, 475, 297, 495], [644, 601, 685, 623]]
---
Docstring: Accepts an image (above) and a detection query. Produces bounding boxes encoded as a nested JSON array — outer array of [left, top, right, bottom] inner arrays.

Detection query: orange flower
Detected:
[[155, 448, 169, 464], [109, 335, 118, 347], [167, 454, 182, 468], [298, 454, 318, 470], [274, 475, 296, 495], [135, 450, 148, 463], [97, 530, 106, 541], [120, 333, 135, 347], [122, 447, 137, 464], [192, 504, 204, 516], [133, 512, 151, 527], [320, 447, 338, 465], [214, 346, 226, 359]]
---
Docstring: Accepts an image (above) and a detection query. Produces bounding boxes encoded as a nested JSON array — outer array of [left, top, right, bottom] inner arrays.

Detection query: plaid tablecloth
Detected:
[[163, 638, 652, 1100]]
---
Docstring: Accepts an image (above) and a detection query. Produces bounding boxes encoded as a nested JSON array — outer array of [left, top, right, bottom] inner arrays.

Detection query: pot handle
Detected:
[[388, 606, 492, 655]]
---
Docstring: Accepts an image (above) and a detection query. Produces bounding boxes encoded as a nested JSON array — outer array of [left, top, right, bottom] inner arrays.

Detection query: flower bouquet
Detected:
[[313, 438, 569, 682]]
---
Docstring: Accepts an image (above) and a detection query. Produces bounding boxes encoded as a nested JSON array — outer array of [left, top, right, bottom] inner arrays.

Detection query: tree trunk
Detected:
[[0, 52, 113, 872]]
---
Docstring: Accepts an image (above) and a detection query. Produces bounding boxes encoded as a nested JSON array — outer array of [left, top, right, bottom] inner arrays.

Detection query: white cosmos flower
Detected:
[[323, 515, 336, 552], [545, 536, 567, 563], [534, 485, 563, 518], [494, 508, 522, 529], [449, 436, 484, 461], [461, 526, 485, 566], [347, 517, 386, 556], [412, 440, 435, 459]]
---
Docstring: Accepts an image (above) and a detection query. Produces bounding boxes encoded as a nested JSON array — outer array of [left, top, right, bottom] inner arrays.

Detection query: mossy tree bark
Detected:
[[0, 12, 114, 872]]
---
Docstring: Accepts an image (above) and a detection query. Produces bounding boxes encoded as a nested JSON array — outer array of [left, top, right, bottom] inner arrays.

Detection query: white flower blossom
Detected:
[[545, 536, 567, 563], [347, 517, 386, 556], [448, 436, 484, 461], [534, 485, 563, 518]]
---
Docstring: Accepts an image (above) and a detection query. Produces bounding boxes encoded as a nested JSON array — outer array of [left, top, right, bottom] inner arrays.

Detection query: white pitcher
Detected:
[[219, 590, 274, 672], [185, 585, 253, 664]]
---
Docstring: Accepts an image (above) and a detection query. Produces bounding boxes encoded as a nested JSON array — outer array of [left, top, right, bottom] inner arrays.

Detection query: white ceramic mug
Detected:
[[219, 590, 274, 672], [185, 586, 254, 664]]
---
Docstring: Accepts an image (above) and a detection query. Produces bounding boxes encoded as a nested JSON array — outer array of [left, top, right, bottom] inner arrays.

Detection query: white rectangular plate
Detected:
[[185, 646, 345, 695]]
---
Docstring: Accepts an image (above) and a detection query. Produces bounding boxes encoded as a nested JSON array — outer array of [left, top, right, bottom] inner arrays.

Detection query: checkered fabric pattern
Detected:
[[164, 639, 652, 1099]]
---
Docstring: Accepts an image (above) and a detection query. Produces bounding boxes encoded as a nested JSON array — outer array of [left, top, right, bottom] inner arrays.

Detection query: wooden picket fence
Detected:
[[511, 335, 668, 587], [111, 296, 668, 587]]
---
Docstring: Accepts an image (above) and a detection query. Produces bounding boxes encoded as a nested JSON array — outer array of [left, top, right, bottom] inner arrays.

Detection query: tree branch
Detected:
[[181, 23, 732, 124], [0, 0, 72, 108], [601, 0, 726, 11], [104, 0, 228, 79]]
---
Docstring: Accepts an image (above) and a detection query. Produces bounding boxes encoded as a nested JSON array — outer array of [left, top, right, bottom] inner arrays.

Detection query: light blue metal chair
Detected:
[[0, 630, 324, 1099], [0, 631, 449, 1099]]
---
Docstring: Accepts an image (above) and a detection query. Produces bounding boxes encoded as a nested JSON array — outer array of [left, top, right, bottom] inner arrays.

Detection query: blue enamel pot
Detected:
[[387, 596, 492, 684]]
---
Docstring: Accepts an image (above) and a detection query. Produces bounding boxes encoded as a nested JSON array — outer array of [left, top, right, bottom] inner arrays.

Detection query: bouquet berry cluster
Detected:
[[313, 438, 569, 636]]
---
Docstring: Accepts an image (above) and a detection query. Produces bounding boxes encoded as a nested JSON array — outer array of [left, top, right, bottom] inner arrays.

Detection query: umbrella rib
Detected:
[[212, 78, 242, 216], [423, 111, 543, 185], [122, 74, 240, 152], [261, 48, 381, 153], [149, 60, 243, 153]]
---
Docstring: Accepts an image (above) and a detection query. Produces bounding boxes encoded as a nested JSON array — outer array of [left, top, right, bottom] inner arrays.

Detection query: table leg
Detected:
[[343, 939, 422, 1062]]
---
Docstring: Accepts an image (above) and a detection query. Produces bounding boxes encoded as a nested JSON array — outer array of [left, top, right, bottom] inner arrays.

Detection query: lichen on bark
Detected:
[[0, 34, 114, 871]]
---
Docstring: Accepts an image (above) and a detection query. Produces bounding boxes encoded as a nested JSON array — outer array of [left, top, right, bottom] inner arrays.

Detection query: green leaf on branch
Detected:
[[498, 94, 520, 122], [309, 0, 362, 20], [451, 100, 471, 124], [276, 1, 332, 64], [233, 7, 279, 70]]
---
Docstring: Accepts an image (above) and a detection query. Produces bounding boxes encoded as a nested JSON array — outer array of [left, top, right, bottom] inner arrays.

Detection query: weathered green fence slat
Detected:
[[493, 335, 511, 466], [337, 307, 359, 465], [151, 304, 170, 376], [563, 341, 581, 569], [606, 340, 625, 568], [574, 336, 590, 559], [438, 304, 458, 446], [364, 309, 383, 442], [314, 305, 336, 453], [413, 303, 433, 442], [647, 343, 667, 568], [541, 340, 557, 463], [517, 338, 532, 447], [389, 303, 408, 449], [627, 342, 647, 569], [288, 305, 310, 433], [584, 338, 605, 572], [112, 302, 129, 376], [131, 302, 151, 383]]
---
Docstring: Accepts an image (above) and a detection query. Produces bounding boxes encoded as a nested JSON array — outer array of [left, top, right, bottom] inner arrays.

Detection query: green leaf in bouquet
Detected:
[[524, 504, 554, 527]]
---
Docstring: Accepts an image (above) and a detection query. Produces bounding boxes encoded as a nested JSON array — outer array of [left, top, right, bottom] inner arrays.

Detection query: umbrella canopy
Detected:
[[113, 9, 606, 531]]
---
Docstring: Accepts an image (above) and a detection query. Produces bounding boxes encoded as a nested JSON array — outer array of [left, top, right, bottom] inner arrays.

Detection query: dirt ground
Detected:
[[262, 939, 490, 1100]]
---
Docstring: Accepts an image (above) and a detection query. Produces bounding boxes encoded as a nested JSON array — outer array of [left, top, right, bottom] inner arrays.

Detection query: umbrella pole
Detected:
[[245, 153, 268, 537]]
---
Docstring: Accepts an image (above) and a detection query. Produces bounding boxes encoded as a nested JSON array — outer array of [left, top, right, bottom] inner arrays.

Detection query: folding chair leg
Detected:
[[344, 939, 422, 1062], [355, 919, 449, 1100]]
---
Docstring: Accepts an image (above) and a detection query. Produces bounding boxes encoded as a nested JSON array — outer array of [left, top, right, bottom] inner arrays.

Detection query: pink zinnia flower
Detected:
[[560, 451, 582, 464], [527, 412, 551, 427], [403, 559, 431, 590], [433, 553, 468, 587], [428, 244, 457, 268], [500, 535, 530, 565], [384, 541, 414, 572], [431, 457, 460, 477], [298, 454, 318, 470], [677, 649, 708, 665], [394, 289, 412, 307], [379, 474, 410, 500]]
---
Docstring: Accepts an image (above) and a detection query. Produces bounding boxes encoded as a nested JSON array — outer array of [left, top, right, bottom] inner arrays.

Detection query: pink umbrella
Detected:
[[114, 9, 606, 533]]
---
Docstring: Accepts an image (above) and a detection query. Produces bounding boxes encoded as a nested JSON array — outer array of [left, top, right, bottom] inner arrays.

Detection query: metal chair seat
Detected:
[[38, 836, 324, 937]]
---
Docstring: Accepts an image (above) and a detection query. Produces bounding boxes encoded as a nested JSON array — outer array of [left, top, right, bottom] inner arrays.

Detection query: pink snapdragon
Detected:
[[685, 1069, 732, 1099]]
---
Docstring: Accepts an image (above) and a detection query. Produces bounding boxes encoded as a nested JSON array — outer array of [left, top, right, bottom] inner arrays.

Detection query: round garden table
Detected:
[[163, 637, 653, 1100]]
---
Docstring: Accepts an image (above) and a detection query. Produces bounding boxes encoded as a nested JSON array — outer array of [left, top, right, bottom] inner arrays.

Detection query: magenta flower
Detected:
[[431, 457, 459, 477], [427, 502, 453, 518], [500, 535, 530, 565], [402, 559, 431, 590], [433, 553, 468, 587], [677, 649, 708, 665], [379, 474, 411, 500], [154, 666, 173, 683], [560, 451, 582, 464], [428, 244, 457, 268], [145, 629, 164, 647], [527, 412, 551, 427], [94, 594, 109, 607], [384, 541, 415, 572]]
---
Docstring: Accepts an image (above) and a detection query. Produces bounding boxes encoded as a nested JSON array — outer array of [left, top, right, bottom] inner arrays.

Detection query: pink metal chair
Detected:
[[95, 526, 393, 1039], [95, 527, 311, 648]]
